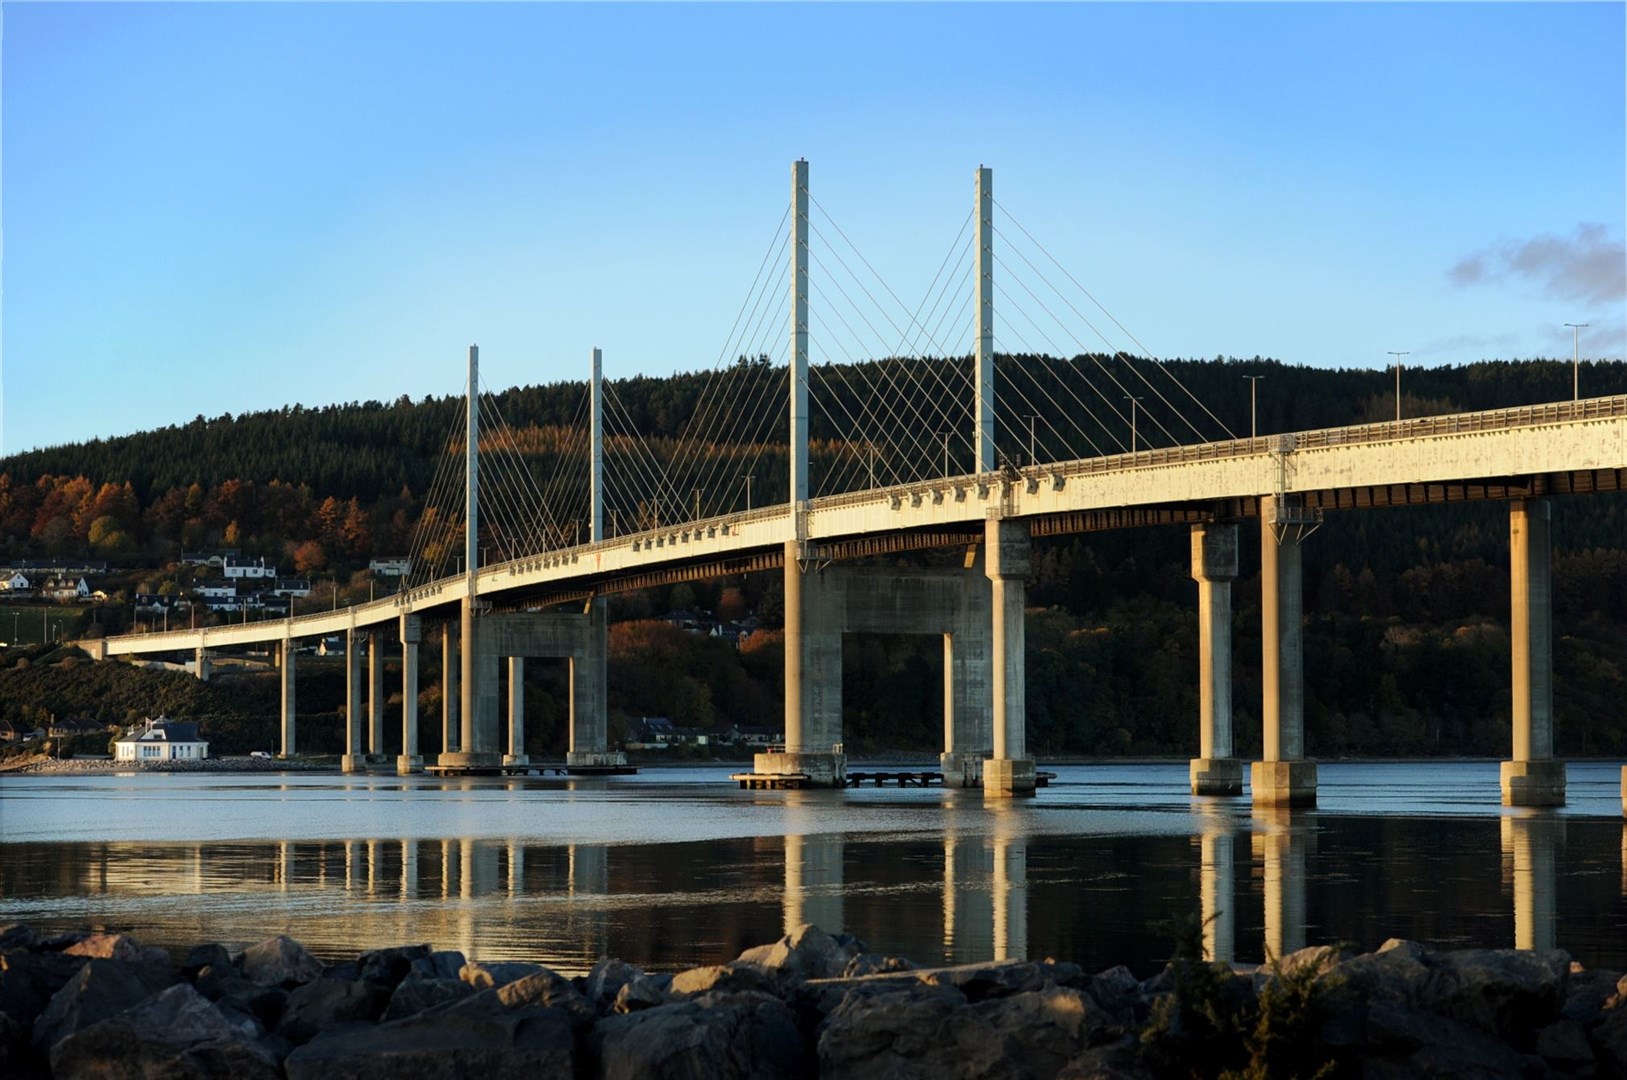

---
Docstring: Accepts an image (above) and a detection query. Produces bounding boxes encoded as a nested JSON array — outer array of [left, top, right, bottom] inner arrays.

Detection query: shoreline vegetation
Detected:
[[1, 921, 1623, 1077]]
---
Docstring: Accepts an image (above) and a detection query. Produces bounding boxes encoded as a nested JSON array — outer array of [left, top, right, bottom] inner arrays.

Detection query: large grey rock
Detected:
[[194, 963, 287, 1030], [407, 950, 466, 982], [669, 963, 780, 999], [1533, 1017, 1594, 1070], [922, 958, 1089, 1003], [459, 959, 544, 990], [819, 982, 1113, 1080], [283, 999, 573, 1079], [0, 925, 40, 953], [237, 935, 324, 989], [1590, 1004, 1627, 1076], [277, 978, 391, 1046], [842, 953, 918, 978], [594, 990, 808, 1079], [1055, 1038, 1155, 1080], [1354, 1002, 1529, 1078], [62, 932, 172, 967], [384, 977, 475, 1021], [48, 982, 280, 1080], [1327, 939, 1568, 1036], [736, 924, 864, 983], [488, 969, 596, 1031], [0, 951, 87, 1026], [32, 957, 179, 1050], [357, 944, 430, 989], [183, 944, 233, 977], [587, 957, 644, 1009], [614, 974, 673, 1013]]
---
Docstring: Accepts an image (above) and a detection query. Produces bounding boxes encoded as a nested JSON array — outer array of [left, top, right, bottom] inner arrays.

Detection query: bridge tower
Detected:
[[974, 166, 995, 473]]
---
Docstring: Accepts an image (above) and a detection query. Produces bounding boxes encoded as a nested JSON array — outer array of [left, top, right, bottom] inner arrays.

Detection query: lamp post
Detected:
[[1124, 395, 1144, 453], [1026, 415, 1038, 466], [1387, 352, 1410, 422], [940, 429, 951, 478], [1242, 375, 1264, 439], [1564, 323, 1588, 401], [740, 474, 752, 511]]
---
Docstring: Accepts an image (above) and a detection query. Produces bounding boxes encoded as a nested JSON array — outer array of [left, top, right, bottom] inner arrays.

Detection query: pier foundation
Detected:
[[1189, 521, 1242, 796], [983, 518, 1034, 798], [1253, 497, 1316, 807], [397, 615, 422, 774]]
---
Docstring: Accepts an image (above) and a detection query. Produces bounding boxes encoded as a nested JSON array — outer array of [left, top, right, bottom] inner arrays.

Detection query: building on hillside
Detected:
[[1, 572, 32, 595], [369, 557, 411, 578], [272, 579, 312, 598], [113, 717, 209, 762], [0, 719, 45, 743], [180, 551, 238, 568], [724, 724, 784, 748], [222, 556, 275, 580], [47, 716, 115, 739], [2, 559, 110, 577]]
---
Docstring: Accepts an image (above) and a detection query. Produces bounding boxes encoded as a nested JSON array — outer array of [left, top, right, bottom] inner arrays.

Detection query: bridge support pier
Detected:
[[984, 518, 1035, 798], [342, 626, 368, 774], [193, 646, 210, 683], [397, 615, 422, 774], [278, 637, 296, 759], [1189, 522, 1243, 796], [367, 629, 384, 760], [441, 621, 459, 755], [759, 541, 847, 787], [566, 599, 625, 768], [1502, 498, 1565, 806], [1252, 498, 1317, 807], [505, 657, 529, 767]]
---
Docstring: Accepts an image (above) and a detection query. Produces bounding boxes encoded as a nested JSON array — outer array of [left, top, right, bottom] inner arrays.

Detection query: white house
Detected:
[[113, 717, 209, 763], [44, 577, 92, 603], [222, 556, 275, 580], [2, 572, 32, 594], [369, 557, 411, 578]]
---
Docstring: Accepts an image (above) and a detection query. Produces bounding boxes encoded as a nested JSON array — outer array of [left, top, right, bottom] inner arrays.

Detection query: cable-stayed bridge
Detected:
[[89, 162, 1627, 808]]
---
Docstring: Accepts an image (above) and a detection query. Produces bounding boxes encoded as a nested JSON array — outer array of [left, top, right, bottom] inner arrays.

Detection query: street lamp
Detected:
[[1387, 352, 1410, 422], [740, 474, 753, 511], [1564, 323, 1588, 401], [1123, 395, 1144, 452], [1026, 415, 1038, 466], [939, 429, 952, 478], [1242, 376, 1264, 439]]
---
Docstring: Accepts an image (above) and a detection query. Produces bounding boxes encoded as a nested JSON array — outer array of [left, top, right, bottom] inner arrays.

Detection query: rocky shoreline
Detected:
[[0, 755, 332, 775], [2, 922, 1625, 1078]]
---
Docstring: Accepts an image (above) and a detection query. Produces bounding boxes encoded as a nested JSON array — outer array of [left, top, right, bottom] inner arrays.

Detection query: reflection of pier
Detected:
[[1252, 807, 1312, 960], [1501, 813, 1562, 952], [1198, 816, 1236, 963]]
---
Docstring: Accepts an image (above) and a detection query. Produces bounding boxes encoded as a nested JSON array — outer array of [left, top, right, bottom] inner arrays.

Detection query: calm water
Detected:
[[2, 762, 1624, 977]]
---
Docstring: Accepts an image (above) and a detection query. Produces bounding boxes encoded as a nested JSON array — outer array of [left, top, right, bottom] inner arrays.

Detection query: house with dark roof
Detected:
[[113, 717, 208, 763]]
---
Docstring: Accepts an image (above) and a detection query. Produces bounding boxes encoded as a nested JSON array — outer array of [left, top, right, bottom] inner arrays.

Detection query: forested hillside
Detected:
[[2, 356, 1623, 760]]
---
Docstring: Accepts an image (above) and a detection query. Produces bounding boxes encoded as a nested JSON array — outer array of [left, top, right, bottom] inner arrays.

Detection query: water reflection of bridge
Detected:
[[47, 810, 1592, 971]]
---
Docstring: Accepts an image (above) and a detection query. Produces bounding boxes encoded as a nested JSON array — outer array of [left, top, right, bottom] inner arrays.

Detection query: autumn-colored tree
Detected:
[[293, 540, 328, 573]]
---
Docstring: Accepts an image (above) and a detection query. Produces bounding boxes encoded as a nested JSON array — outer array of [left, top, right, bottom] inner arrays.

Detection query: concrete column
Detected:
[[441, 621, 459, 754], [1502, 498, 1565, 806], [397, 615, 421, 774], [279, 638, 296, 759], [505, 656, 528, 766], [759, 542, 845, 785], [194, 646, 210, 683], [367, 629, 384, 758], [342, 626, 366, 773], [1190, 522, 1243, 795], [974, 165, 995, 472], [985, 518, 1035, 796], [1252, 499, 1316, 807], [940, 628, 993, 787], [566, 598, 624, 768], [1501, 815, 1560, 951]]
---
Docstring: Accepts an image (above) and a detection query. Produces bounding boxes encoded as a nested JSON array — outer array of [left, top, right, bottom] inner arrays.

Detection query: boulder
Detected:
[[1532, 1017, 1594, 1070], [736, 924, 864, 983], [32, 957, 179, 1050], [407, 950, 467, 982], [669, 963, 780, 999], [491, 969, 596, 1032], [62, 932, 172, 967], [1562, 966, 1623, 1023], [586, 957, 644, 1009], [1353, 1002, 1529, 1077], [1056, 1038, 1155, 1080], [358, 944, 431, 989], [816, 982, 970, 1076], [183, 944, 234, 978], [459, 960, 544, 991], [194, 964, 287, 1030], [284, 999, 573, 1079], [277, 979, 391, 1046], [384, 977, 475, 1022], [48, 982, 280, 1080], [0, 951, 88, 1026], [841, 954, 918, 978], [238, 935, 324, 989], [920, 958, 1089, 1003], [0, 1009, 32, 1077], [1590, 1004, 1627, 1076], [1328, 940, 1568, 1038], [594, 991, 808, 1079], [614, 974, 673, 1014], [0, 925, 40, 953]]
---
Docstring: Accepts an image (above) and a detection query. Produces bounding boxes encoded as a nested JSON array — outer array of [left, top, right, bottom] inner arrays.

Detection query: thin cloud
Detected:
[[1448, 223, 1626, 305]]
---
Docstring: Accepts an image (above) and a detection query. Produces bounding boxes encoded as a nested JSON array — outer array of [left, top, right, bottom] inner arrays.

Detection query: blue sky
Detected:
[[3, 2, 1623, 455]]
